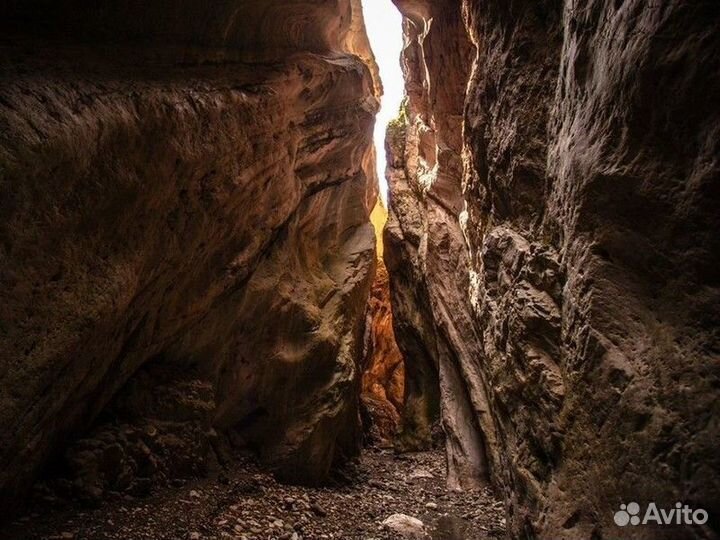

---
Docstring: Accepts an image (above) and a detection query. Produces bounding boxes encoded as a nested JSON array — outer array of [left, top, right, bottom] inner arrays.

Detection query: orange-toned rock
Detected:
[[361, 249, 405, 445]]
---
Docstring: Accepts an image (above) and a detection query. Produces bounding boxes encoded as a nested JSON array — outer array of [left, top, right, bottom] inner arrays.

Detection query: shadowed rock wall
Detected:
[[0, 0, 379, 512], [387, 0, 720, 538]]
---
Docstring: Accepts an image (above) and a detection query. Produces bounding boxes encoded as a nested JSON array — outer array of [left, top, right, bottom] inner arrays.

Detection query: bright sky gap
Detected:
[[361, 1, 404, 206]]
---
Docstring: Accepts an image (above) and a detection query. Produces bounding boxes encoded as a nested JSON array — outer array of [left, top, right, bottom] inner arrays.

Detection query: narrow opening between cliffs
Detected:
[[360, 0, 409, 449], [361, 1, 404, 207], [361, 1, 445, 462], [359, 6, 501, 539]]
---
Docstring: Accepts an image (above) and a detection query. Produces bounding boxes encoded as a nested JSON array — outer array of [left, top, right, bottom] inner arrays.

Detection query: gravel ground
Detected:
[[1, 449, 506, 540]]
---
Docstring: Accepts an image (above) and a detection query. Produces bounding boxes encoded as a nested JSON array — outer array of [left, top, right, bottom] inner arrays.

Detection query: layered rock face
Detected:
[[0, 0, 379, 512], [361, 246, 405, 444], [387, 0, 720, 538], [386, 0, 488, 485]]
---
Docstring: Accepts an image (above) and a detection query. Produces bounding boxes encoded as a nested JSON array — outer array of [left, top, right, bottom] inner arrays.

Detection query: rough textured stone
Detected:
[[387, 0, 720, 538], [381, 513, 426, 539], [2, 1, 718, 537], [0, 0, 379, 513], [386, 0, 488, 486], [361, 249, 405, 445], [36, 363, 226, 503]]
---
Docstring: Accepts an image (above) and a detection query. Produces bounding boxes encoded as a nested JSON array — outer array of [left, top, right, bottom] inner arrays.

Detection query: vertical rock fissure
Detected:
[[360, 202, 407, 446]]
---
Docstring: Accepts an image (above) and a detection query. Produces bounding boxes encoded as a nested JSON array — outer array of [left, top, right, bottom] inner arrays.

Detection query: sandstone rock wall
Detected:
[[387, 0, 720, 538], [386, 0, 490, 487], [0, 0, 379, 512], [361, 253, 405, 445]]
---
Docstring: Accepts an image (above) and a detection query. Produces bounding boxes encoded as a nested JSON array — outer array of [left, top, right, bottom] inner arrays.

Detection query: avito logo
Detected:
[[614, 502, 709, 527]]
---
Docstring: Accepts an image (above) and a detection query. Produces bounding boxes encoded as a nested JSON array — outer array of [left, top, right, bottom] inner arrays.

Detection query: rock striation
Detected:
[[361, 249, 405, 445], [386, 0, 488, 486], [0, 0, 379, 513], [387, 0, 720, 538]]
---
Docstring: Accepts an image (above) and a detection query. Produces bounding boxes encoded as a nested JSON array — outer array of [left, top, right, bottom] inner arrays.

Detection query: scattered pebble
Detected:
[[408, 468, 435, 480], [0, 450, 506, 539], [381, 513, 426, 538]]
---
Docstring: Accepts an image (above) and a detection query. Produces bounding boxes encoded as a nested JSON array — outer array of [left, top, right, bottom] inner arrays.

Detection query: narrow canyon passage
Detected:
[[1, 1, 719, 540]]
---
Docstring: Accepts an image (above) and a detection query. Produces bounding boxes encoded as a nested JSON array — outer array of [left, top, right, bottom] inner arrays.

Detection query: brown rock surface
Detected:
[[0, 0, 379, 513], [387, 0, 720, 538], [2, 0, 718, 536], [361, 217, 405, 444], [36, 362, 227, 504], [386, 0, 488, 486]]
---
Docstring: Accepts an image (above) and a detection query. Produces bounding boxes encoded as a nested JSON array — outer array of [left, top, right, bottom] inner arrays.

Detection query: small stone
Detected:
[[310, 503, 327, 517], [189, 490, 201, 498], [425, 502, 438, 510], [188, 533, 201, 540], [408, 468, 434, 480], [381, 514, 426, 538]]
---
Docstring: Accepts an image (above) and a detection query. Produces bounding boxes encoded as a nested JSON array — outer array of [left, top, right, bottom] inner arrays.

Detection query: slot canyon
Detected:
[[0, 0, 718, 539]]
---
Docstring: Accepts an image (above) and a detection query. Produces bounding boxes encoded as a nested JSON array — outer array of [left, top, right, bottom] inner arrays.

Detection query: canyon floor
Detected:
[[1, 449, 506, 540]]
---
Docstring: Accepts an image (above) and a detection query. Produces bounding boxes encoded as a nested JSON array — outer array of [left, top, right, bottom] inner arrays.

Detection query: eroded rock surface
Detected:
[[0, 0, 379, 513], [387, 0, 720, 538], [36, 362, 227, 505], [361, 251, 405, 445], [386, 0, 488, 487]]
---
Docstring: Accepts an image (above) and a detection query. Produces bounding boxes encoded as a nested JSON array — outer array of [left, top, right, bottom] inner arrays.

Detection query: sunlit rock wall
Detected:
[[361, 222, 405, 445]]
